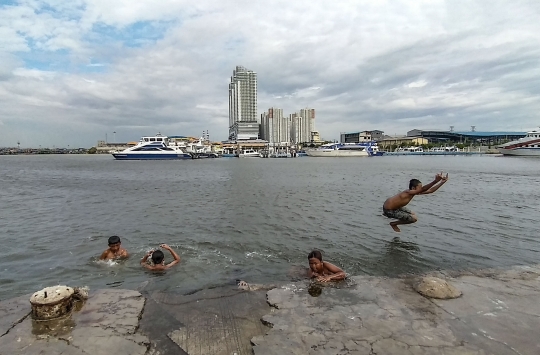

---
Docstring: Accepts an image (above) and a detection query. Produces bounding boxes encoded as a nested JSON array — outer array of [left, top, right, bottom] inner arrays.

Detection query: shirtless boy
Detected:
[[383, 172, 449, 232], [307, 250, 346, 282], [140, 244, 180, 271], [99, 236, 129, 260]]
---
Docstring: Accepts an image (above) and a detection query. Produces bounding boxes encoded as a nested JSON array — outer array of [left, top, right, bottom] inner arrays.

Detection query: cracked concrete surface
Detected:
[[252, 265, 540, 355], [1, 264, 539, 355], [0, 289, 150, 355]]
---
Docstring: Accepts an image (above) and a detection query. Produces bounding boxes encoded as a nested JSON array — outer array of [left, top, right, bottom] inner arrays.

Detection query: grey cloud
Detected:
[[1, 0, 540, 147]]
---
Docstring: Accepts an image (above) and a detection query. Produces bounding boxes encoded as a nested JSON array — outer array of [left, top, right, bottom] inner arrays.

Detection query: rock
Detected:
[[413, 277, 462, 299]]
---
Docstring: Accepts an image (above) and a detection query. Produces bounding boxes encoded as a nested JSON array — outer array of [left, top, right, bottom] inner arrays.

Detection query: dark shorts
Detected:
[[383, 207, 415, 223]]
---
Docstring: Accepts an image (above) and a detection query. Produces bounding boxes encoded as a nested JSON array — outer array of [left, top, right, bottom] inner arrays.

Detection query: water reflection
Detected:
[[378, 237, 421, 276]]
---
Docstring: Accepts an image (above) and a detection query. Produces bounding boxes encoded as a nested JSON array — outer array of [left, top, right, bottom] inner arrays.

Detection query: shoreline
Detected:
[[1, 263, 539, 354]]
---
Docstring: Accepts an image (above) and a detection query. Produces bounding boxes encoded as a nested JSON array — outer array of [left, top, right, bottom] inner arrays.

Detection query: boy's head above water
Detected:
[[151, 250, 165, 265], [409, 179, 422, 190], [108, 235, 121, 252], [308, 250, 323, 273]]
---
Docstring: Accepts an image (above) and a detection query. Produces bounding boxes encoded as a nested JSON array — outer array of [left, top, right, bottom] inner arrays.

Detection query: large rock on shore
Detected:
[[413, 276, 462, 299]]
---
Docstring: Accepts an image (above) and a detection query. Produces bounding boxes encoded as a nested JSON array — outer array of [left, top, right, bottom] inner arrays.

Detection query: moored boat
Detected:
[[238, 149, 262, 158], [497, 130, 540, 156], [112, 134, 193, 160], [306, 143, 370, 157]]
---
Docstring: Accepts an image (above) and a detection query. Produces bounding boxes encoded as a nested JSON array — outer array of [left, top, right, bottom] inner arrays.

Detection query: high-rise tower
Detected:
[[290, 108, 315, 144], [228, 66, 258, 140]]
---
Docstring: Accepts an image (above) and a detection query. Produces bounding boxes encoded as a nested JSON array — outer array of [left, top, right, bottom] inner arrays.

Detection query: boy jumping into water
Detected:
[[100, 236, 129, 260], [140, 244, 180, 271], [383, 172, 449, 232], [307, 250, 346, 282]]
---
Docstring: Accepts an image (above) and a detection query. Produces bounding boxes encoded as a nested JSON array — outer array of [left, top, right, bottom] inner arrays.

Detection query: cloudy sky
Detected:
[[1, 0, 539, 147]]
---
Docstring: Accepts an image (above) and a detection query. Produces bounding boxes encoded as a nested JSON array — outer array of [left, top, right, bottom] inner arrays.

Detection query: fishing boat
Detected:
[[497, 130, 540, 156]]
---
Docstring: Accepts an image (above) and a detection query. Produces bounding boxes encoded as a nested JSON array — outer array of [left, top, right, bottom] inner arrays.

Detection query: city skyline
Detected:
[[1, 1, 540, 147]]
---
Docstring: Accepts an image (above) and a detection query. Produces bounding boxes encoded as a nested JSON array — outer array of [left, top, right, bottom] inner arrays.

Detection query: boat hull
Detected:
[[306, 150, 369, 157], [238, 154, 261, 158], [498, 148, 540, 156], [112, 153, 193, 160]]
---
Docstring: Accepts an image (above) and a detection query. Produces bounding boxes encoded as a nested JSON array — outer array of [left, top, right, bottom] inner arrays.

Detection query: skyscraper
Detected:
[[260, 108, 290, 144], [290, 108, 315, 144], [228, 66, 258, 140]]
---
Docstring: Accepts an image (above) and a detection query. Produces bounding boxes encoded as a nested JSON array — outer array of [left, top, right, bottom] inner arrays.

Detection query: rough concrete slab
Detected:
[[253, 265, 540, 355], [0, 289, 149, 355], [0, 294, 31, 337], [148, 286, 270, 355]]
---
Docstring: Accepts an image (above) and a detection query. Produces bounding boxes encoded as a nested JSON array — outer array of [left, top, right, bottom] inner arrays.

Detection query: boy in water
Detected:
[[100, 235, 129, 260], [140, 244, 180, 271], [307, 250, 346, 282], [383, 172, 449, 232]]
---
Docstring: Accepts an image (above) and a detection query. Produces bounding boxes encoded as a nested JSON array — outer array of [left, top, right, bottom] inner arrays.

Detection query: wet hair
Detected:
[[409, 179, 422, 190], [308, 250, 323, 261], [151, 250, 164, 264], [108, 235, 120, 245]]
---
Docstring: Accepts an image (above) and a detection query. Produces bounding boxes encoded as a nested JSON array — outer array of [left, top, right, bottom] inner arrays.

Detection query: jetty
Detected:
[[1, 264, 539, 354]]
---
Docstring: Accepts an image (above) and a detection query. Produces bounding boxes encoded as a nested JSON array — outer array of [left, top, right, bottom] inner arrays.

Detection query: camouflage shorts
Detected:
[[383, 207, 415, 223]]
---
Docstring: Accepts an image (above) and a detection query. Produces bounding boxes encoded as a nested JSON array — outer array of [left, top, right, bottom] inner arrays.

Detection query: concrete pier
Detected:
[[0, 264, 539, 354], [252, 264, 540, 355]]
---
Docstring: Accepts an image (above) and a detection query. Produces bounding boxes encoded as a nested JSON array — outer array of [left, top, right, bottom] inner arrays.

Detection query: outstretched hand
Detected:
[[435, 171, 444, 181], [441, 173, 449, 182]]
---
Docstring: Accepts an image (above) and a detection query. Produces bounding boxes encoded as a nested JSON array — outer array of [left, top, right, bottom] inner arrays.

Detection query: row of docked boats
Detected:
[[111, 129, 540, 160], [111, 135, 383, 160]]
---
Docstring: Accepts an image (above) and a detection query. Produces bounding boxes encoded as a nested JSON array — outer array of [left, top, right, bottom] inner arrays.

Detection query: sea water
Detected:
[[0, 154, 538, 300]]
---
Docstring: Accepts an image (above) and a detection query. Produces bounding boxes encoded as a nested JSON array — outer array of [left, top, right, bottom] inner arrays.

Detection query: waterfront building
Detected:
[[340, 130, 384, 143], [310, 131, 322, 143], [229, 66, 259, 140], [379, 136, 428, 148], [260, 108, 291, 144], [290, 108, 315, 144], [407, 129, 526, 145]]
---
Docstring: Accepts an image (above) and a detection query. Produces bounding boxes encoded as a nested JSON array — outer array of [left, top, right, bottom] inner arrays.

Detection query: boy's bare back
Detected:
[[383, 191, 416, 210]]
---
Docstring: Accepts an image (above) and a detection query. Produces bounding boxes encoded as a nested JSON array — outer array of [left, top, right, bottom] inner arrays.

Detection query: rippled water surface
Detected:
[[0, 155, 539, 300]]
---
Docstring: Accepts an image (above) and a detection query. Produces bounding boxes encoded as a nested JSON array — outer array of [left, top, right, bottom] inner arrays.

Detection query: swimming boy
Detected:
[[307, 250, 346, 282], [140, 244, 180, 271], [383, 172, 449, 232], [99, 235, 129, 260]]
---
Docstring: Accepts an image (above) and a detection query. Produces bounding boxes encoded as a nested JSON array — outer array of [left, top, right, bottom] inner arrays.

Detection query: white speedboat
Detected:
[[497, 130, 540, 156], [306, 143, 369, 157], [238, 149, 261, 158], [112, 134, 193, 160]]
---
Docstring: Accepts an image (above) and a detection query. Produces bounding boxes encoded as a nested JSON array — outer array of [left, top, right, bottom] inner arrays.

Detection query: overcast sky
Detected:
[[1, 0, 539, 147]]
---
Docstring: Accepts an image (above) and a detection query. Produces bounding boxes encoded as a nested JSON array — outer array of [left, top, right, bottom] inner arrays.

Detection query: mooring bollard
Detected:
[[29, 286, 75, 320]]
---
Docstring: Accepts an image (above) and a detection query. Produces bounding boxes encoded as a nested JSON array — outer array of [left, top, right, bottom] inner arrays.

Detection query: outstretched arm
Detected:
[[419, 173, 448, 195], [421, 172, 445, 191], [161, 244, 181, 269]]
